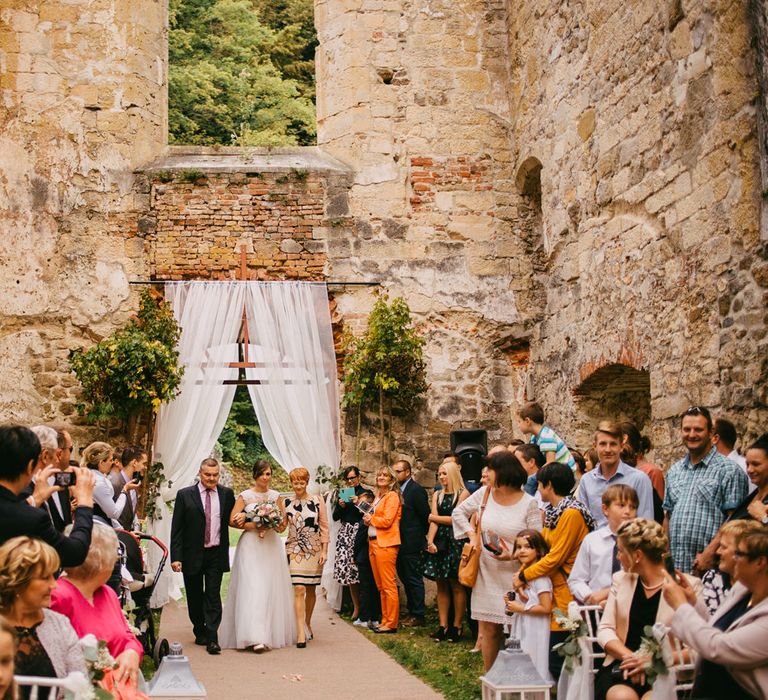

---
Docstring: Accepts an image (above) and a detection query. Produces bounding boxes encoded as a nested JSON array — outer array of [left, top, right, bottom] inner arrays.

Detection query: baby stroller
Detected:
[[116, 529, 170, 667]]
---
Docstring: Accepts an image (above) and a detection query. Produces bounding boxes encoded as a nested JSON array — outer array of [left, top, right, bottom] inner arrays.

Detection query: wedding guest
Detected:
[[109, 445, 148, 531], [423, 461, 469, 641], [285, 467, 329, 648], [332, 466, 366, 621], [516, 402, 576, 469], [81, 441, 140, 526], [51, 522, 143, 686], [511, 461, 595, 679], [569, 484, 638, 606], [452, 451, 540, 671], [596, 518, 702, 700], [394, 459, 430, 627], [504, 529, 553, 681], [0, 616, 15, 700], [571, 448, 587, 488], [0, 425, 95, 568], [514, 443, 545, 498], [351, 490, 381, 628], [0, 537, 85, 699], [468, 464, 492, 653], [665, 528, 768, 700], [364, 466, 403, 634], [621, 422, 664, 523], [694, 434, 768, 578]]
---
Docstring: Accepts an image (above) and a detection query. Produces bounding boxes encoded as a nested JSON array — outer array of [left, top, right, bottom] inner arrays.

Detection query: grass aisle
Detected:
[[343, 608, 484, 700]]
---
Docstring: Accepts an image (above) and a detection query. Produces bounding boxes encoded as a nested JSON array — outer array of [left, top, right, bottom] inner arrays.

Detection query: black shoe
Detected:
[[431, 626, 448, 641], [447, 626, 462, 642], [374, 626, 397, 634], [206, 641, 221, 655], [297, 641, 306, 648], [194, 636, 207, 646]]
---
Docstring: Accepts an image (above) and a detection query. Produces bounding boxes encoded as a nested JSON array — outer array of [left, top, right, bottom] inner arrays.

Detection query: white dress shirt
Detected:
[[198, 482, 221, 547], [121, 469, 139, 511], [568, 525, 616, 603], [729, 449, 756, 494]]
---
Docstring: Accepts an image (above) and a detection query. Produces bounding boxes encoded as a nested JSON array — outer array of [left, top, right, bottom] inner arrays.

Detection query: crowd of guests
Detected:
[[330, 403, 768, 700], [0, 424, 149, 698], [0, 400, 766, 700]]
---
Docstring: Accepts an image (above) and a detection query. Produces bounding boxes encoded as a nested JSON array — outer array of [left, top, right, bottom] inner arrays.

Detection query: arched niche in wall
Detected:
[[514, 156, 544, 256], [572, 363, 651, 442]]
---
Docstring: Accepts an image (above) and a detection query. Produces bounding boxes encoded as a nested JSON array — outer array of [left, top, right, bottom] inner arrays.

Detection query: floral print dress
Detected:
[[285, 494, 329, 585]]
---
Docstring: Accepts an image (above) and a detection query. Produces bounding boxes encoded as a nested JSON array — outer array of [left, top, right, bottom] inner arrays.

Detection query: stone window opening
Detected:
[[515, 156, 545, 268], [572, 363, 652, 450]]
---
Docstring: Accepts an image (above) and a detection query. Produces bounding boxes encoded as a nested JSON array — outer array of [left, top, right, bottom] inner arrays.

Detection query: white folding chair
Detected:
[[667, 631, 698, 698], [574, 603, 606, 673], [15, 672, 90, 700]]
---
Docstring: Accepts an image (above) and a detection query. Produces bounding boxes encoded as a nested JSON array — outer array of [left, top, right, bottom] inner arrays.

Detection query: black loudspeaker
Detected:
[[450, 429, 488, 483]]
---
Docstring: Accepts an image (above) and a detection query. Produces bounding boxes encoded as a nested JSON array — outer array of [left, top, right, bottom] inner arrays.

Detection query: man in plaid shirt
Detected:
[[663, 406, 749, 573]]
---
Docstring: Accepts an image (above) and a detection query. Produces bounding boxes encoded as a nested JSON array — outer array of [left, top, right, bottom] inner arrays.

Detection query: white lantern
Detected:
[[480, 637, 552, 700], [148, 642, 207, 699]]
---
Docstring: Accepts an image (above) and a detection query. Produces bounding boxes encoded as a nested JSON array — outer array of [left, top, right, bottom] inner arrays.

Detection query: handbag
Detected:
[[458, 488, 490, 588]]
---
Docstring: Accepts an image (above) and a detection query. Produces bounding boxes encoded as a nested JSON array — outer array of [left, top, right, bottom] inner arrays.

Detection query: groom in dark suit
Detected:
[[170, 457, 235, 655]]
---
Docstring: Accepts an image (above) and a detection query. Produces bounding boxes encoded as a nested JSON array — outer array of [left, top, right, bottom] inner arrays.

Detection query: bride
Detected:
[[219, 460, 297, 652]]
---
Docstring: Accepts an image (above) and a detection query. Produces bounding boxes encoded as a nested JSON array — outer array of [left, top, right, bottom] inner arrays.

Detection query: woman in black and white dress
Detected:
[[332, 466, 365, 620]]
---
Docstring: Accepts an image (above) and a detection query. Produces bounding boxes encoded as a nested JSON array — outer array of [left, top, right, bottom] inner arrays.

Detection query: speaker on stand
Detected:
[[450, 429, 488, 492]]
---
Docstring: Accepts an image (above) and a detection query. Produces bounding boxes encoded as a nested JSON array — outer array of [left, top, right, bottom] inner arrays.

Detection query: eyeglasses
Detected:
[[345, 475, 359, 482]]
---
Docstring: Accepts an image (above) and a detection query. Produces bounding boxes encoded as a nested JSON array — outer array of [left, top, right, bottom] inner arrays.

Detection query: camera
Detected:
[[54, 471, 76, 487]]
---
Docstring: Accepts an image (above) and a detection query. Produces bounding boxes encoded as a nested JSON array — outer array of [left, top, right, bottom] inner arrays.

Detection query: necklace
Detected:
[[640, 578, 664, 590]]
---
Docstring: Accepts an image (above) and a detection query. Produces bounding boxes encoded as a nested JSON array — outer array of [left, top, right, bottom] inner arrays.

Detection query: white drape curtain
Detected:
[[243, 282, 340, 484], [148, 281, 341, 606], [148, 282, 246, 606]]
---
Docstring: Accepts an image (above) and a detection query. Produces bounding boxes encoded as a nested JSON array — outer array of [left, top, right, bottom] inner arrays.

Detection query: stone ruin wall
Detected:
[[0, 0, 166, 442], [0, 0, 765, 475], [504, 0, 767, 465]]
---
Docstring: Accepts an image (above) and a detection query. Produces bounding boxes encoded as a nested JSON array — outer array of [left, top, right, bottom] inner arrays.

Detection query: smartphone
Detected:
[[482, 530, 503, 556], [339, 487, 355, 502], [133, 473, 143, 484], [54, 471, 76, 487]]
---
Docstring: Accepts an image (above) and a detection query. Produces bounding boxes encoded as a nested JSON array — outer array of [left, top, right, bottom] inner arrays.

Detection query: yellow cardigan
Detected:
[[521, 508, 590, 631]]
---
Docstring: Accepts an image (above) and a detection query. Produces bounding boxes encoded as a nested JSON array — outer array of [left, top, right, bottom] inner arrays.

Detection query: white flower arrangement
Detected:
[[636, 622, 672, 685], [552, 603, 589, 673]]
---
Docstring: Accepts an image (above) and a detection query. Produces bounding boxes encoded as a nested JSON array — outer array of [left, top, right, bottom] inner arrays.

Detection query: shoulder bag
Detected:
[[458, 488, 491, 587]]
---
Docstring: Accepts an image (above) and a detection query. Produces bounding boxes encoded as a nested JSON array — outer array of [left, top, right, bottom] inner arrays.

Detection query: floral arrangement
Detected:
[[637, 622, 672, 686], [552, 603, 589, 673], [244, 500, 283, 537], [122, 598, 142, 637], [63, 634, 117, 700]]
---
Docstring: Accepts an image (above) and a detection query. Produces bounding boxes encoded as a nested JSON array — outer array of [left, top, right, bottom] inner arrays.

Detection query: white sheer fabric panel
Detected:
[[148, 282, 245, 606], [243, 282, 340, 484]]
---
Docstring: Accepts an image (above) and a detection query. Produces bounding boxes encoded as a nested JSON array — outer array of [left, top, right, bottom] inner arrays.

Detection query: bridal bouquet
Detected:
[[244, 501, 283, 537]]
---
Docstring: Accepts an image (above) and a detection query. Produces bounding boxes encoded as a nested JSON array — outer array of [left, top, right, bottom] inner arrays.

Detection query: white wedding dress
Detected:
[[219, 489, 297, 649]]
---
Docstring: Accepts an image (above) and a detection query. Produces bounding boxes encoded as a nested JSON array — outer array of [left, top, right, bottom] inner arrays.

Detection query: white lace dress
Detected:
[[219, 489, 297, 649]]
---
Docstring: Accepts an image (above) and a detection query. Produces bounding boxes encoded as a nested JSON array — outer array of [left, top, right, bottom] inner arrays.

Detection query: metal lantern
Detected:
[[479, 637, 552, 700], [148, 642, 207, 699]]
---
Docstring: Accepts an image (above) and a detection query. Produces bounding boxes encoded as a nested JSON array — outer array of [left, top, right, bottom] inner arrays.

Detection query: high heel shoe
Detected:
[[297, 641, 306, 648]]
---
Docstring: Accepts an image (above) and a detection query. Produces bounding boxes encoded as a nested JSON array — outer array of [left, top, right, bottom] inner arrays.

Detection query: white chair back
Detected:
[[575, 603, 605, 673], [15, 672, 90, 700], [667, 628, 698, 697]]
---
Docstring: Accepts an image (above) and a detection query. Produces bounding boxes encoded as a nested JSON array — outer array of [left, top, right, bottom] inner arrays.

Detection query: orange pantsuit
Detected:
[[367, 490, 402, 629]]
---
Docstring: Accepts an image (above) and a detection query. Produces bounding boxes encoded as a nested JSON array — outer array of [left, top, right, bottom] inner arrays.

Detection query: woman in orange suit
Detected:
[[363, 466, 403, 633]]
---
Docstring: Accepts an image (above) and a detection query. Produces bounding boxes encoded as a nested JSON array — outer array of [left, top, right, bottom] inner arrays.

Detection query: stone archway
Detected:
[[572, 363, 651, 448]]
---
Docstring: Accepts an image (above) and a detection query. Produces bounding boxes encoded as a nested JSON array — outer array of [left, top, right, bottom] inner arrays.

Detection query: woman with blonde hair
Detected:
[[285, 467, 329, 647], [423, 460, 469, 641], [51, 522, 143, 688], [363, 465, 402, 633], [0, 537, 85, 698], [80, 441, 140, 526], [596, 518, 702, 700]]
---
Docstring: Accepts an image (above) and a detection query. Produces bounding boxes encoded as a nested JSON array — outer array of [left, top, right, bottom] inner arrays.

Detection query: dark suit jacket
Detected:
[[0, 484, 93, 567], [108, 471, 134, 530], [398, 478, 430, 555], [170, 483, 235, 576]]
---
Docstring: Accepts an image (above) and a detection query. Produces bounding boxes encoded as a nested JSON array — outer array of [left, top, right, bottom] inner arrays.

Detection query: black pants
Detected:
[[549, 629, 569, 681], [357, 557, 381, 623], [396, 549, 426, 617], [183, 547, 224, 643]]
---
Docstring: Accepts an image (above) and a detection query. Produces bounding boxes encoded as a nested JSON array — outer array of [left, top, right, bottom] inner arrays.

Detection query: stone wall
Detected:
[[0, 0, 166, 435], [505, 0, 766, 465]]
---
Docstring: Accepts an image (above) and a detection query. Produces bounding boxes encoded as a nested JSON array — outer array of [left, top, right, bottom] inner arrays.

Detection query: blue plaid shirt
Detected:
[[663, 446, 749, 573]]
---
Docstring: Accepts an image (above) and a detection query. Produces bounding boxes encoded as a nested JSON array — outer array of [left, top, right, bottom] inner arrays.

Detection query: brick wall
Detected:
[[150, 171, 328, 280]]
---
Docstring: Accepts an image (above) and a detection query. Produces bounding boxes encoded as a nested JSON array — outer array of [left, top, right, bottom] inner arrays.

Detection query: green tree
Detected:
[[342, 294, 429, 465], [216, 385, 270, 468], [168, 0, 316, 146]]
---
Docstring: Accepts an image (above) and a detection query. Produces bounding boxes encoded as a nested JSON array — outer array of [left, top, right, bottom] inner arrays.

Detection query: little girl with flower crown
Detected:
[[503, 529, 553, 680]]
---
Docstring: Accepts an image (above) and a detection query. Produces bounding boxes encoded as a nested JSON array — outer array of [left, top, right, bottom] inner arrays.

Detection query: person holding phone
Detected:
[[332, 466, 366, 622], [452, 451, 540, 671], [596, 518, 702, 700]]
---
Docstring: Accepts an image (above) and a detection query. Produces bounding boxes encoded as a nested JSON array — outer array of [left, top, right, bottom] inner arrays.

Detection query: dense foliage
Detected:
[[69, 290, 184, 423], [215, 385, 271, 468], [342, 294, 428, 464], [168, 0, 317, 146]]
